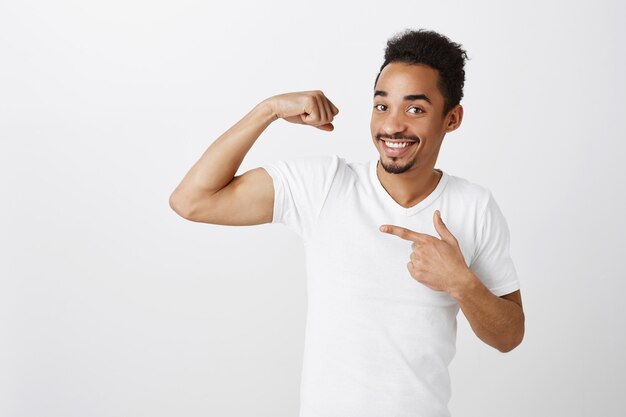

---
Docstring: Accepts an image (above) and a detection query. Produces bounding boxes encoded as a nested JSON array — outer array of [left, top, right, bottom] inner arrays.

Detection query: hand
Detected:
[[379, 210, 474, 298], [265, 90, 339, 131]]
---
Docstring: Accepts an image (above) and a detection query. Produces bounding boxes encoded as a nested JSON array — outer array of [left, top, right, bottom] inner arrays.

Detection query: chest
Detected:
[[306, 202, 476, 308]]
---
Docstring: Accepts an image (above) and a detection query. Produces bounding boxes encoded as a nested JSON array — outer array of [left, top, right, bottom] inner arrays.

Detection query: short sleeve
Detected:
[[469, 191, 521, 296], [261, 154, 341, 241]]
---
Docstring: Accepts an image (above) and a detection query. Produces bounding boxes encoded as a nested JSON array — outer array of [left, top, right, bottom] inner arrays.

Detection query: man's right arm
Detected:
[[168, 91, 339, 226]]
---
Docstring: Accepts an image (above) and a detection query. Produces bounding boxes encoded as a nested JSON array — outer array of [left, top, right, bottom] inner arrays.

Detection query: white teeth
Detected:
[[384, 141, 412, 148]]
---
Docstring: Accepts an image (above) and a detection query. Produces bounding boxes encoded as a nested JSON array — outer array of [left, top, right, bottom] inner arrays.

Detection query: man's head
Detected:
[[374, 29, 468, 116], [371, 29, 468, 175]]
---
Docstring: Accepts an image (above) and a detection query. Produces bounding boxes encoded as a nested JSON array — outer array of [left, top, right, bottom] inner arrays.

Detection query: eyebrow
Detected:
[[374, 90, 432, 105]]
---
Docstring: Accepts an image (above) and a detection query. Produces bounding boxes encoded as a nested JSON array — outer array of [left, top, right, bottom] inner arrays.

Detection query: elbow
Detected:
[[169, 190, 196, 220], [497, 335, 523, 353], [497, 321, 525, 353]]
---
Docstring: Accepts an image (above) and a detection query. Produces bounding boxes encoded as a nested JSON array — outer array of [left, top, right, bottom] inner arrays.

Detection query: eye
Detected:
[[408, 106, 424, 114], [374, 103, 387, 111]]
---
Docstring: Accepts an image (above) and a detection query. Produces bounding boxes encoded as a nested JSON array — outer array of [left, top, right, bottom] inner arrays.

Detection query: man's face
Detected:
[[370, 62, 453, 175]]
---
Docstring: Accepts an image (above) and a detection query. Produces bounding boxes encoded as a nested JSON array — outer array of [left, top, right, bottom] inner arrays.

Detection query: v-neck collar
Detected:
[[369, 159, 449, 216]]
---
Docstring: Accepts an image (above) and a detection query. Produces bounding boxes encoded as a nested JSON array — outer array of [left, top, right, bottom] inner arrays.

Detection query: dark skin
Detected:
[[373, 62, 524, 352], [170, 61, 524, 352]]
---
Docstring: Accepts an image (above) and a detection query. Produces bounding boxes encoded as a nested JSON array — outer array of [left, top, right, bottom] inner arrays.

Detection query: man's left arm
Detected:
[[380, 209, 525, 352], [454, 278, 524, 352]]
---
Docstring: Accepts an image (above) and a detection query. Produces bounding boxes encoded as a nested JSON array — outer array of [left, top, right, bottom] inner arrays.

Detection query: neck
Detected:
[[376, 160, 442, 208]]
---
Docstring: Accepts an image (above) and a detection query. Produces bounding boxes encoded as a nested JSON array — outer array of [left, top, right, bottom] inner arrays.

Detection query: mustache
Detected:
[[376, 133, 420, 142]]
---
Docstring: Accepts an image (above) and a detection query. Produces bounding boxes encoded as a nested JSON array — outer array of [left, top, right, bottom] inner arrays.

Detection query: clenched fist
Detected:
[[265, 90, 339, 131]]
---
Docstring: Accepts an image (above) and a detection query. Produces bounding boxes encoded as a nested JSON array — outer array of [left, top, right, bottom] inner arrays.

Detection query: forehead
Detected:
[[375, 62, 443, 104]]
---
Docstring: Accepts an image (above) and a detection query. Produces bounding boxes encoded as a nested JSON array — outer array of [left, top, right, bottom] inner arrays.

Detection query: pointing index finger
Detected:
[[379, 224, 429, 242]]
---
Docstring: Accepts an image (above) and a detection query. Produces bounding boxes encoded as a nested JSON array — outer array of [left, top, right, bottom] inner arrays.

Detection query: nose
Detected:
[[381, 109, 407, 136]]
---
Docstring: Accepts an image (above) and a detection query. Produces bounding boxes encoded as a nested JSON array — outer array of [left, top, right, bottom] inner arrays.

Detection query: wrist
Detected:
[[257, 97, 280, 122], [449, 268, 481, 302]]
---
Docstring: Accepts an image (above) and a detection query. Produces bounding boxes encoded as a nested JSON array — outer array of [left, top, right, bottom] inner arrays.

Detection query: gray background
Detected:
[[2, 0, 625, 416]]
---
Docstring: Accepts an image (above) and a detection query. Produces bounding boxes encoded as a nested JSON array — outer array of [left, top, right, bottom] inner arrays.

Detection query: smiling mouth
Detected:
[[376, 133, 420, 144], [378, 138, 418, 157], [380, 139, 417, 148], [377, 137, 420, 148]]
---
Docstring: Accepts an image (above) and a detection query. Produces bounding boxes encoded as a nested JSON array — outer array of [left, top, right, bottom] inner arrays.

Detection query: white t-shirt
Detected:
[[261, 155, 520, 417]]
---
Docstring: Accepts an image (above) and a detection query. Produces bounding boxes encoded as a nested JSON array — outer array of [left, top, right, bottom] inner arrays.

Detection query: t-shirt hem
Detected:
[[489, 281, 521, 297]]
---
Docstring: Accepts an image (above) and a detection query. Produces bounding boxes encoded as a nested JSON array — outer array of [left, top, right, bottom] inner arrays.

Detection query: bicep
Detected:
[[184, 167, 275, 225]]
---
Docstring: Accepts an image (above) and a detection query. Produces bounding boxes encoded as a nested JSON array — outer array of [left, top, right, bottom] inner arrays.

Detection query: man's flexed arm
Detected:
[[169, 91, 339, 225], [379, 210, 525, 352]]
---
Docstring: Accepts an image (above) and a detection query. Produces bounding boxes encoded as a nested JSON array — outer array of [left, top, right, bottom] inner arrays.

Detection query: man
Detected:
[[170, 28, 524, 417]]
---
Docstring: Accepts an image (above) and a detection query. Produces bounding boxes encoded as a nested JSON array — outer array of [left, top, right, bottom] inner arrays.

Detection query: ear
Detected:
[[444, 104, 463, 133]]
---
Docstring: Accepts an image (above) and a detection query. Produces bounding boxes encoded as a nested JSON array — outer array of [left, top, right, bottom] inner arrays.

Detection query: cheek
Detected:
[[370, 119, 379, 136], [415, 122, 438, 138]]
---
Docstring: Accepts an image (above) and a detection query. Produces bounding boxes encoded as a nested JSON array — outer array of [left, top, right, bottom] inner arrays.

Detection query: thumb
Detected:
[[315, 123, 335, 131], [433, 210, 457, 244]]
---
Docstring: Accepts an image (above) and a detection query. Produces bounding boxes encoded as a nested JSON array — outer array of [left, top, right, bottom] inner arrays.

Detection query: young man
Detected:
[[170, 29, 524, 417]]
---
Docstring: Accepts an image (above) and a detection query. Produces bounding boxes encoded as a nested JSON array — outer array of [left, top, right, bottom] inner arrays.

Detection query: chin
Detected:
[[379, 156, 416, 174]]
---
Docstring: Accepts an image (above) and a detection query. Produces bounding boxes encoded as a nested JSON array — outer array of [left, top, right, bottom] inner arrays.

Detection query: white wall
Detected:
[[2, 1, 625, 416]]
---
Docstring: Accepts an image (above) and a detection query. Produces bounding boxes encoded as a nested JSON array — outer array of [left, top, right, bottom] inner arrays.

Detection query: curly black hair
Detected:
[[374, 29, 469, 115]]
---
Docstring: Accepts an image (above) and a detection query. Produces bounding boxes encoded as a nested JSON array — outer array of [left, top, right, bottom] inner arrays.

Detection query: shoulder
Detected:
[[265, 153, 366, 179], [264, 153, 344, 172], [443, 172, 493, 209], [261, 154, 358, 194]]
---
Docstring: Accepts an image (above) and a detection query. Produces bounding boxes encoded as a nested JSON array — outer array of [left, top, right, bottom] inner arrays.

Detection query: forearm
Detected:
[[453, 271, 525, 352], [171, 100, 277, 201]]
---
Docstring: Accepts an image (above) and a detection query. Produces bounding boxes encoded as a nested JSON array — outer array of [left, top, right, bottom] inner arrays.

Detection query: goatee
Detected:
[[379, 157, 416, 174]]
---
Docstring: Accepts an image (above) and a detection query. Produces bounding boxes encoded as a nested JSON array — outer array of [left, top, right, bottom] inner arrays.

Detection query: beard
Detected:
[[379, 155, 416, 174]]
